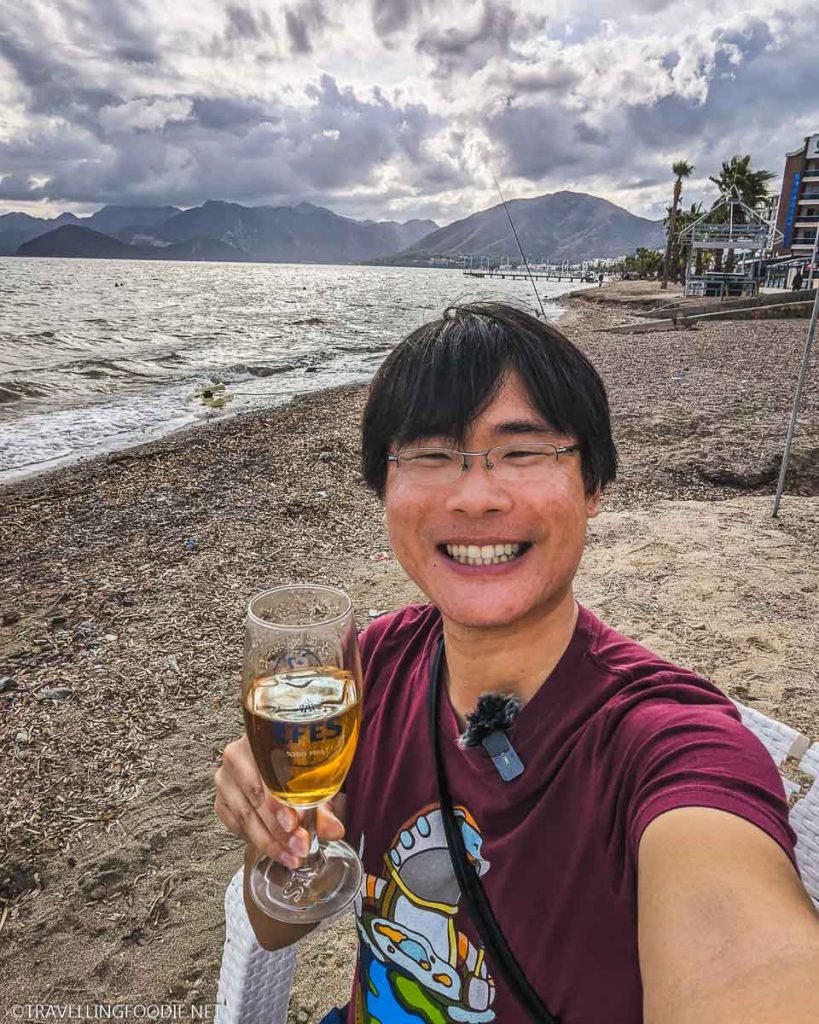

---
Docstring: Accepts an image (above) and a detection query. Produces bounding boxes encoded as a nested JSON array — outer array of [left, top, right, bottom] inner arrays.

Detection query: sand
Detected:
[[1, 282, 817, 1020]]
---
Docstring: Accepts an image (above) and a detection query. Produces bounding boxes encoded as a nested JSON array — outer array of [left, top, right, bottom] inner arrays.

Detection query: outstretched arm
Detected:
[[638, 806, 819, 1024]]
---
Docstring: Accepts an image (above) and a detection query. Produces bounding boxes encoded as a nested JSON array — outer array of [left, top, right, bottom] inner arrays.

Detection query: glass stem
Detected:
[[297, 806, 324, 874]]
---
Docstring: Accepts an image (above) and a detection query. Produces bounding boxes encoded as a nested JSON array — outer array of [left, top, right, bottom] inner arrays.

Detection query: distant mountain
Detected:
[[1, 200, 437, 263], [147, 200, 437, 263], [360, 217, 440, 255], [17, 226, 141, 259], [387, 191, 665, 264], [0, 205, 179, 256], [83, 205, 180, 236], [16, 225, 248, 262], [0, 211, 79, 255]]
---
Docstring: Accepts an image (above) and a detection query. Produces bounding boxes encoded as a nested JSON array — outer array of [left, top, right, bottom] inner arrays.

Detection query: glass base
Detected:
[[248, 840, 363, 923]]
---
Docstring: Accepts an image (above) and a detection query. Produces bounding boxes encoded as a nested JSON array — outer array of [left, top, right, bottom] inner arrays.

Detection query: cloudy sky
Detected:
[[1, 0, 818, 225]]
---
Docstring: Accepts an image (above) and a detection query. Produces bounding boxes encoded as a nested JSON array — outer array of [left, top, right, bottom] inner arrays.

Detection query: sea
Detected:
[[0, 258, 584, 483]]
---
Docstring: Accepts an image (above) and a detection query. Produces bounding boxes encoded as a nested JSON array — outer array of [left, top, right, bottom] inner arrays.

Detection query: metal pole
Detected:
[[772, 224, 819, 517]]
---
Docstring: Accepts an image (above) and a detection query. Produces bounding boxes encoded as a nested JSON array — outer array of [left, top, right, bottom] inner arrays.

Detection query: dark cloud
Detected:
[[85, 1, 162, 65], [285, 10, 311, 53], [371, 0, 431, 38], [189, 96, 276, 131], [416, 1, 518, 76], [225, 5, 275, 41], [114, 44, 159, 65], [0, 0, 161, 84], [573, 121, 608, 146], [0, 62, 455, 212], [0, 173, 48, 202], [284, 0, 329, 54], [629, 0, 675, 11], [205, 3, 278, 58], [616, 176, 666, 190], [486, 97, 635, 182], [0, 32, 120, 124], [502, 64, 581, 95]]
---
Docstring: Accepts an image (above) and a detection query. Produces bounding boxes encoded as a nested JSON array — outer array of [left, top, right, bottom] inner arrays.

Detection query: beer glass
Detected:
[[242, 585, 363, 922]]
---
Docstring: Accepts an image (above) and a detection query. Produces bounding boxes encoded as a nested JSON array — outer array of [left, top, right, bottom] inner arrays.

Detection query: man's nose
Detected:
[[443, 459, 514, 514]]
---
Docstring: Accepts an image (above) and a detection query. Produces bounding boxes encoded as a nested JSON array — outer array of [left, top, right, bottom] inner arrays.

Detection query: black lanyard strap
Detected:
[[428, 636, 559, 1024]]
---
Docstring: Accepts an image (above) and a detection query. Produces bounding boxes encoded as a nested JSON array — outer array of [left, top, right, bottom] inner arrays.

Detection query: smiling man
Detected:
[[215, 302, 819, 1023]]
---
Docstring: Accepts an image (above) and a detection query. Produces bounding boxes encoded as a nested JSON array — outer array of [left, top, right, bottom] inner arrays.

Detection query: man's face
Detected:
[[384, 372, 601, 630]]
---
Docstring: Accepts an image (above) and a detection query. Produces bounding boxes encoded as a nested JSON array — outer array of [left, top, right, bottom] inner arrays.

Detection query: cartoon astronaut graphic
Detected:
[[352, 804, 496, 1023]]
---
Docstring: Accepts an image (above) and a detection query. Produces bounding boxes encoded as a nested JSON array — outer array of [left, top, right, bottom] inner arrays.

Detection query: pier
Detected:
[[463, 269, 594, 282]]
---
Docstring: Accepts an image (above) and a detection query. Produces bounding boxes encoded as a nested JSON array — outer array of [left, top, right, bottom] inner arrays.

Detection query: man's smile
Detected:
[[437, 541, 533, 567]]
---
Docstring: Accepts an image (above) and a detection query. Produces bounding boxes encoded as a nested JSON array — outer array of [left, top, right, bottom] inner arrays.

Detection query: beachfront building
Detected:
[[773, 134, 819, 285]]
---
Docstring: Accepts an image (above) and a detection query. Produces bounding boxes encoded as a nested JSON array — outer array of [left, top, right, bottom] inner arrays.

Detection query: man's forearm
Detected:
[[646, 947, 819, 1024]]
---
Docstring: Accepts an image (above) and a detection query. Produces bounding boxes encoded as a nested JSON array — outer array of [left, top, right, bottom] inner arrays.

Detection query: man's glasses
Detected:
[[387, 442, 580, 485]]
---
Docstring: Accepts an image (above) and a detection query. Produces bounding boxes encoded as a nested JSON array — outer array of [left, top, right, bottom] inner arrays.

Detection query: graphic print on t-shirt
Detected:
[[352, 803, 496, 1023]]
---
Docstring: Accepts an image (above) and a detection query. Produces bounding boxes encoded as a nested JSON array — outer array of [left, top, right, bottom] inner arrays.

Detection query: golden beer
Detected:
[[243, 665, 360, 808]]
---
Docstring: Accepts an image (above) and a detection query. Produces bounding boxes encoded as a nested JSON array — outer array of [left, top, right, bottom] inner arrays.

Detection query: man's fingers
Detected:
[[215, 782, 291, 862], [219, 742, 282, 837], [215, 738, 345, 868], [316, 803, 346, 841]]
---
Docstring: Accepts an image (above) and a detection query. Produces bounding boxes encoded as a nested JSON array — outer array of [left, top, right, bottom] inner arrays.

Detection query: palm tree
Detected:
[[708, 155, 775, 272], [709, 155, 775, 211], [661, 160, 694, 290], [674, 202, 704, 281]]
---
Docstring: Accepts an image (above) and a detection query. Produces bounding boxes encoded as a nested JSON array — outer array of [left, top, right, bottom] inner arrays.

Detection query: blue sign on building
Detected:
[[783, 172, 801, 249]]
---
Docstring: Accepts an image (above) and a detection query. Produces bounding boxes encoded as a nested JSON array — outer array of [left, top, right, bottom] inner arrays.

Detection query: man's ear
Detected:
[[586, 487, 602, 519]]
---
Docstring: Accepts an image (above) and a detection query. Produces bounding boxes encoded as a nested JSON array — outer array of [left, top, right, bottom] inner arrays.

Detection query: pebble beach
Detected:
[[1, 281, 818, 1017]]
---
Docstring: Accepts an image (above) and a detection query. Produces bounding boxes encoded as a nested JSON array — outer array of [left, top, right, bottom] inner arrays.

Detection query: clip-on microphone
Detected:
[[458, 692, 525, 781]]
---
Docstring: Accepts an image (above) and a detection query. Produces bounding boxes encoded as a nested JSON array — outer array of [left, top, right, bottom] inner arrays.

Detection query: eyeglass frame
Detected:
[[386, 441, 581, 484]]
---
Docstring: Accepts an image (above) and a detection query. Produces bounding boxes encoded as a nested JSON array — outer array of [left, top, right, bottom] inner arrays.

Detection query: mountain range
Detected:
[[1, 192, 664, 265], [1, 202, 438, 263]]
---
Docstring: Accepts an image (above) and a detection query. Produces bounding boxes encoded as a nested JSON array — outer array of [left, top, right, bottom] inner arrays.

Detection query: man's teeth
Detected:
[[444, 543, 523, 565]]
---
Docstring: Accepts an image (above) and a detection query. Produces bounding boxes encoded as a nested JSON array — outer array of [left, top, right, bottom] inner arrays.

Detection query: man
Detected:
[[215, 302, 819, 1023]]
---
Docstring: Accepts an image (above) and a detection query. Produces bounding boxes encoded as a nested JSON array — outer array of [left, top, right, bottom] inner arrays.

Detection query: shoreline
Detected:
[[1, 282, 586, 489], [0, 379, 370, 494], [1, 287, 817, 1015]]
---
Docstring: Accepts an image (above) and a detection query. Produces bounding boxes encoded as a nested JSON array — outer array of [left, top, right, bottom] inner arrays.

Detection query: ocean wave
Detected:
[[219, 358, 319, 380], [333, 341, 392, 355], [0, 381, 50, 404]]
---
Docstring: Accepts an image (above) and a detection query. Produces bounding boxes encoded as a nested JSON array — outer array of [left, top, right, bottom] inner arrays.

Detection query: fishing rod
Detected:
[[492, 173, 547, 319]]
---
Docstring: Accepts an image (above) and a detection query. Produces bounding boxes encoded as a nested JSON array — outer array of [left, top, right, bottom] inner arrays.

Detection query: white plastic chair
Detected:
[[214, 702, 819, 1023]]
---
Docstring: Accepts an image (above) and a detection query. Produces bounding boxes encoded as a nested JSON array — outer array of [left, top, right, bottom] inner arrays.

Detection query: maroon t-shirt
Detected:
[[342, 603, 796, 1024]]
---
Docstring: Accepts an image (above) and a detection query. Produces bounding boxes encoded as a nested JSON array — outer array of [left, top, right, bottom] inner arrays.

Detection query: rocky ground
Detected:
[[1, 282, 817, 1019]]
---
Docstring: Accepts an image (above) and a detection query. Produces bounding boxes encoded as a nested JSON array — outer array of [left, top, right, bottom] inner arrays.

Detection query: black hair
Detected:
[[361, 300, 617, 497]]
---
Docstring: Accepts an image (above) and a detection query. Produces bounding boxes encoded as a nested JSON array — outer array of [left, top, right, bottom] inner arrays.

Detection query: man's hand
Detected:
[[214, 735, 346, 869]]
